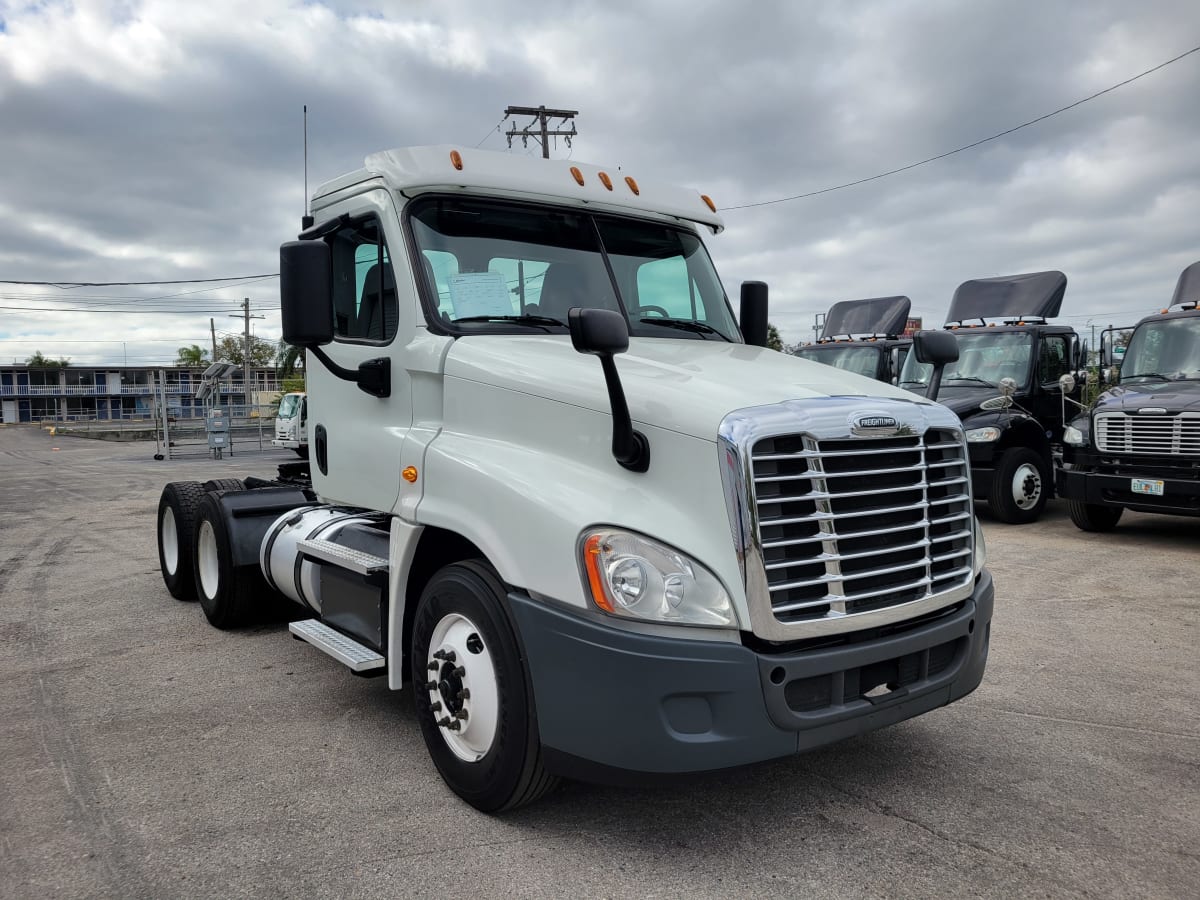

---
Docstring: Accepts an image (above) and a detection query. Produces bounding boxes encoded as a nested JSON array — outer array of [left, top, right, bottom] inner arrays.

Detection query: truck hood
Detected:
[[1095, 380, 1200, 414], [445, 335, 932, 440]]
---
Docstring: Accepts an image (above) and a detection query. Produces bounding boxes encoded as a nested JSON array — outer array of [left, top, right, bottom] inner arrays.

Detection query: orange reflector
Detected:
[[402, 466, 418, 483], [570, 166, 585, 186], [598, 171, 613, 190], [1161, 308, 1169, 314], [583, 534, 614, 613], [700, 194, 716, 213], [450, 150, 463, 171], [624, 176, 640, 195]]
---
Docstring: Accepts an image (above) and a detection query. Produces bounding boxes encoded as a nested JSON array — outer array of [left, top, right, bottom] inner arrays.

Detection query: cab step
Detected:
[[297, 537, 389, 576], [289, 619, 386, 672]]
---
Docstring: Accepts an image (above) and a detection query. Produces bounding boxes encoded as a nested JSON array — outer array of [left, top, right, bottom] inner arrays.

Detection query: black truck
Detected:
[[900, 270, 1084, 524], [1057, 261, 1200, 530], [793, 295, 912, 383]]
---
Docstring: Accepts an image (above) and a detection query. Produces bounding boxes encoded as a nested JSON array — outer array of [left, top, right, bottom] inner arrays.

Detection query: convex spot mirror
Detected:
[[569, 307, 630, 356], [999, 377, 1017, 398], [912, 330, 959, 367], [280, 240, 334, 347], [1058, 373, 1077, 394]]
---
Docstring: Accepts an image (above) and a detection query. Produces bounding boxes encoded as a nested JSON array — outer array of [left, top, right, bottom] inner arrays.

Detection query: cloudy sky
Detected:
[[1, 0, 1197, 366]]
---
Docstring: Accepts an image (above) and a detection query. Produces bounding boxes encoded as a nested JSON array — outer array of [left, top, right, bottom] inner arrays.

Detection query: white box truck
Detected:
[[154, 146, 993, 811]]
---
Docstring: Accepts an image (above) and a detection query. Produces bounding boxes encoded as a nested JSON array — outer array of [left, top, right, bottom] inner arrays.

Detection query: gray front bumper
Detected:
[[507, 570, 993, 783]]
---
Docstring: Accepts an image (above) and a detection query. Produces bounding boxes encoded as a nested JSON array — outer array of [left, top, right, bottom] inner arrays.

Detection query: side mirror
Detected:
[[913, 330, 958, 402], [569, 306, 630, 355], [739, 281, 769, 348], [280, 240, 333, 347], [568, 308, 649, 473], [999, 376, 1017, 398]]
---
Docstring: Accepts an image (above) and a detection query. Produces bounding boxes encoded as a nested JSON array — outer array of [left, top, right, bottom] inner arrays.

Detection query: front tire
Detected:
[[192, 493, 270, 629], [157, 481, 206, 601], [1067, 499, 1123, 532], [411, 560, 557, 812], [989, 447, 1049, 524]]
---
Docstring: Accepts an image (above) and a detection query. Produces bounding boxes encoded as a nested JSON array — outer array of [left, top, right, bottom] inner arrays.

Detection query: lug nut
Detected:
[[453, 666, 466, 678], [430, 701, 442, 713], [447, 721, 462, 732], [437, 716, 452, 727], [458, 688, 471, 700], [433, 650, 448, 661], [423, 680, 437, 691], [427, 660, 439, 671], [443, 650, 456, 662], [456, 709, 469, 721]]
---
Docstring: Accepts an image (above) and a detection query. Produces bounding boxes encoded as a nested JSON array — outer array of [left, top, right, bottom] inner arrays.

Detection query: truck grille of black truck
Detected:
[[751, 429, 973, 626], [1095, 412, 1200, 455]]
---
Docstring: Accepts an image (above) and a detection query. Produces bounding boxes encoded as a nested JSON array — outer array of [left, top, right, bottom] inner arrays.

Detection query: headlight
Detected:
[[973, 516, 987, 577], [580, 529, 736, 628], [965, 426, 1001, 442], [1063, 425, 1085, 446]]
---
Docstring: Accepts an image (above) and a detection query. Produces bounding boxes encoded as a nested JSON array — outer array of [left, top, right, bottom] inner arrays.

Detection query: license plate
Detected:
[[1131, 478, 1164, 496]]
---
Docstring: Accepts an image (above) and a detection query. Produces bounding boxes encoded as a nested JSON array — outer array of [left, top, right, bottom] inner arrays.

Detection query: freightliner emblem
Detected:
[[850, 412, 904, 437]]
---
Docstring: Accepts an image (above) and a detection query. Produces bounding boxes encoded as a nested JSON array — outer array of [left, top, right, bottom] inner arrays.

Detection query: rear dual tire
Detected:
[[157, 481, 206, 601], [192, 493, 272, 629]]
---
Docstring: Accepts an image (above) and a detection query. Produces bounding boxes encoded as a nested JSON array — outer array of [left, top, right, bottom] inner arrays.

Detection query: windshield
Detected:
[[408, 196, 739, 341], [900, 331, 1034, 390], [277, 394, 300, 418], [1120, 317, 1200, 382], [794, 345, 881, 378]]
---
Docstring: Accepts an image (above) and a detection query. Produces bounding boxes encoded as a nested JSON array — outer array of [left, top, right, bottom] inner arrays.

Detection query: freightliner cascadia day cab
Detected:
[[1058, 261, 1200, 530], [793, 295, 913, 383], [899, 271, 1085, 524], [154, 146, 994, 812], [272, 390, 308, 457]]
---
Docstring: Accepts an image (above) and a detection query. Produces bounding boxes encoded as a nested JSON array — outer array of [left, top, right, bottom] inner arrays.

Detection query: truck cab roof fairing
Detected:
[[946, 271, 1067, 324], [821, 296, 912, 339]]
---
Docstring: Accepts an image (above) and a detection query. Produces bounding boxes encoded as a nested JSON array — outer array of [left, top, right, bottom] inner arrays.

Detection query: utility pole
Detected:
[[505, 105, 578, 158], [230, 298, 265, 369], [211, 318, 218, 363]]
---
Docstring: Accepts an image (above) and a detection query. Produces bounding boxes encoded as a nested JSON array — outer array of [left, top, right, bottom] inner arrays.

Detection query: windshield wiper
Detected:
[[945, 375, 997, 387], [899, 380, 928, 386], [454, 314, 565, 331], [639, 317, 732, 342], [1121, 372, 1171, 382]]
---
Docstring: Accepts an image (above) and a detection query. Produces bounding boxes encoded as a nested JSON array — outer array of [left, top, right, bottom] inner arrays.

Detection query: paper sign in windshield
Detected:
[[448, 272, 513, 318]]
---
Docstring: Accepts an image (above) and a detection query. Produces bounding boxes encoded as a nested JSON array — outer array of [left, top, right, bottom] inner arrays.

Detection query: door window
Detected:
[[329, 218, 398, 343], [1038, 336, 1069, 385]]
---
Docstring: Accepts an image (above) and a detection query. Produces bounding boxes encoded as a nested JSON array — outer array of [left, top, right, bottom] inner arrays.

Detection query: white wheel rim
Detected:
[[197, 520, 220, 600], [426, 612, 499, 763], [161, 507, 179, 576], [1011, 462, 1042, 510]]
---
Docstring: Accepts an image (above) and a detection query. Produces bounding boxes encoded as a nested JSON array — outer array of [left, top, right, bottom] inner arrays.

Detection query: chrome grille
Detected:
[[751, 428, 973, 626], [1095, 412, 1200, 455]]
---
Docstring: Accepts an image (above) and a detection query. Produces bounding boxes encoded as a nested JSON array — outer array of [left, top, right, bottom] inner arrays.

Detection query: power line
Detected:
[[0, 274, 279, 288], [0, 304, 276, 314], [722, 44, 1200, 211], [475, 116, 508, 148]]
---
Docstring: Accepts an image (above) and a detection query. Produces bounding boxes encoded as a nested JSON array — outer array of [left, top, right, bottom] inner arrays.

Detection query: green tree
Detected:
[[175, 344, 210, 367], [214, 334, 277, 367], [766, 323, 784, 352], [25, 351, 70, 368], [276, 339, 304, 378]]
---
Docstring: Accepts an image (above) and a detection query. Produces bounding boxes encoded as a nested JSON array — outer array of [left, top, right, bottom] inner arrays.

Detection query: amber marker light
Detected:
[[450, 150, 463, 171], [402, 466, 419, 483], [570, 166, 585, 186], [583, 534, 615, 612], [624, 176, 640, 195], [598, 171, 613, 190], [701, 194, 717, 213]]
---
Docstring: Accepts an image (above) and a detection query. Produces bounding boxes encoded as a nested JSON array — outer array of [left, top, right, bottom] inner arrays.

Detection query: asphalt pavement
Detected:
[[0, 425, 1196, 899]]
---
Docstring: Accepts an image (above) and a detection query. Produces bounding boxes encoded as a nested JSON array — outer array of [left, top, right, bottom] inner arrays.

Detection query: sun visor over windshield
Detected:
[[821, 295, 912, 338], [1171, 261, 1200, 306], [946, 271, 1066, 324]]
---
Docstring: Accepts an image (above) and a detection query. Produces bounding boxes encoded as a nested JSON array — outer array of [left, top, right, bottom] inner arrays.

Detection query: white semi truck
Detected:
[[154, 146, 993, 812]]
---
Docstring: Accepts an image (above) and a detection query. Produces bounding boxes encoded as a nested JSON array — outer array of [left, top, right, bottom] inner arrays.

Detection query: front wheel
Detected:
[[411, 560, 557, 812], [1067, 499, 1123, 532], [988, 447, 1049, 524]]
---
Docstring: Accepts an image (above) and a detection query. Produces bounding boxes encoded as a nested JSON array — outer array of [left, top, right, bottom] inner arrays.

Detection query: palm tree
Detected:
[[175, 344, 210, 367], [276, 340, 303, 379]]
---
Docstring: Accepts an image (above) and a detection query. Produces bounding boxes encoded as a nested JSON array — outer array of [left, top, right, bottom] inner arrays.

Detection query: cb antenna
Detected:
[[301, 105, 314, 230]]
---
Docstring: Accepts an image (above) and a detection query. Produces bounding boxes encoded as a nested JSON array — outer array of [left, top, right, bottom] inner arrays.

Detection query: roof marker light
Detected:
[[598, 171, 613, 191], [450, 150, 463, 171], [570, 166, 585, 186], [625, 176, 640, 195], [402, 466, 419, 483], [701, 194, 717, 213]]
